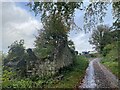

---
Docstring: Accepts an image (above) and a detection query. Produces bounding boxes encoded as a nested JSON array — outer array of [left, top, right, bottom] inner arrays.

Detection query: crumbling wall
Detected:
[[28, 44, 73, 77]]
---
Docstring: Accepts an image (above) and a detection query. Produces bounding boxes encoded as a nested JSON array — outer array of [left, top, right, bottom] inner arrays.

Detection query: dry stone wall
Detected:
[[28, 44, 73, 77]]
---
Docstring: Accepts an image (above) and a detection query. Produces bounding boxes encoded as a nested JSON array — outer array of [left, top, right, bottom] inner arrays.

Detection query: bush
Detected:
[[102, 44, 114, 56], [2, 70, 16, 88], [12, 79, 33, 88]]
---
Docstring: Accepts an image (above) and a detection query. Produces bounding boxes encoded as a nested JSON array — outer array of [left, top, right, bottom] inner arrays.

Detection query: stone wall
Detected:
[[27, 44, 73, 77]]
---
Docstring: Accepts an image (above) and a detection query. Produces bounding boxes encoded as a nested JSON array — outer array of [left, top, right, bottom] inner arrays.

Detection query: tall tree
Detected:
[[28, 1, 83, 60], [89, 25, 111, 53], [34, 15, 69, 59]]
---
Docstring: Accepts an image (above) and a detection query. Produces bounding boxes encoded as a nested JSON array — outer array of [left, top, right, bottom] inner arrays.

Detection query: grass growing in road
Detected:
[[47, 55, 89, 88]]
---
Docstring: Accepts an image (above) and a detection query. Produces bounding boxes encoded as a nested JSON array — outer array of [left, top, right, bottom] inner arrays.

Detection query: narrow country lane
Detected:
[[79, 58, 119, 88]]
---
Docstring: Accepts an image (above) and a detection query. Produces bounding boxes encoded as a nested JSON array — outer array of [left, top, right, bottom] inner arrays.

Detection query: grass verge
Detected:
[[101, 60, 119, 78], [101, 43, 120, 79]]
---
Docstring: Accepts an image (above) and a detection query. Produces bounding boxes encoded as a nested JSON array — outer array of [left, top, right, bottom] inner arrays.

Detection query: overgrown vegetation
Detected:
[[89, 25, 112, 54], [99, 30, 119, 79], [2, 54, 88, 88], [101, 42, 120, 79], [46, 55, 88, 88], [2, 1, 120, 88]]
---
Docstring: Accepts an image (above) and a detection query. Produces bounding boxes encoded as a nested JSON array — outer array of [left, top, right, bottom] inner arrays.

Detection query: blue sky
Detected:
[[1, 1, 113, 53]]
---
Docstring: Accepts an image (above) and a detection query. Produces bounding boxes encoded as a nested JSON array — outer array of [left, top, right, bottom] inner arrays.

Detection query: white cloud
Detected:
[[68, 30, 94, 53], [68, 8, 94, 53], [1, 2, 42, 53]]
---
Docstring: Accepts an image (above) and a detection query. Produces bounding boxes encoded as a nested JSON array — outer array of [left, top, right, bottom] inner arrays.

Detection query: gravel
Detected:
[[79, 58, 119, 89]]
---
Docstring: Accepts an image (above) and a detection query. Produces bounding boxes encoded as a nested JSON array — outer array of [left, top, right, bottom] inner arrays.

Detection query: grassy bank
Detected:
[[46, 55, 89, 88], [102, 61, 118, 76], [101, 43, 120, 79]]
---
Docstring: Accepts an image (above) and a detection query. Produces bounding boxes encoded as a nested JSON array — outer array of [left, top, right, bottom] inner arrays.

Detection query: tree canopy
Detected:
[[7, 40, 25, 61], [84, 2, 109, 31], [89, 25, 111, 53], [28, 1, 83, 31]]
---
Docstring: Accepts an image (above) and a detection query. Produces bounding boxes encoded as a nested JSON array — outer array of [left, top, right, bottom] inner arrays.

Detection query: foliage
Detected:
[[102, 61, 118, 76], [89, 25, 111, 53], [3, 40, 28, 77], [84, 1, 119, 31], [34, 29, 55, 59], [28, 1, 82, 31], [34, 14, 71, 60], [2, 55, 88, 88], [2, 70, 44, 88], [12, 79, 33, 88], [3, 78, 33, 88], [7, 39, 25, 61], [101, 42, 119, 78], [84, 2, 109, 31], [2, 70, 16, 88], [102, 43, 114, 56], [103, 43, 118, 61], [28, 2, 83, 60], [46, 55, 88, 88]]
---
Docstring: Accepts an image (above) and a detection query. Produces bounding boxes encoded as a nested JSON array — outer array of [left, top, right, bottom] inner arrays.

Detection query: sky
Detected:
[[0, 1, 113, 53]]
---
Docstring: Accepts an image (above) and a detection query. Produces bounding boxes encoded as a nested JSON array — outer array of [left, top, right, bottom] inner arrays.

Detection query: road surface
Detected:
[[79, 58, 119, 88]]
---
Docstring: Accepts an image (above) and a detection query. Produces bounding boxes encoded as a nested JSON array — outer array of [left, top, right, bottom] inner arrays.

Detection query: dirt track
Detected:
[[79, 58, 119, 88]]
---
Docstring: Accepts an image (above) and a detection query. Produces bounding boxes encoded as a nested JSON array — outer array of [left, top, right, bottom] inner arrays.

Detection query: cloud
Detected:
[[68, 8, 94, 53], [68, 31, 94, 53], [1, 2, 42, 53]]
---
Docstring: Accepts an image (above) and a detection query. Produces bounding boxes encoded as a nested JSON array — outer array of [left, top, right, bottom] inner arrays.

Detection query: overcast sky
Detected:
[[0, 1, 113, 53]]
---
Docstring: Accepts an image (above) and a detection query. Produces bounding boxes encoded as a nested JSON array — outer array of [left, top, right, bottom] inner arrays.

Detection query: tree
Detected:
[[28, 1, 82, 31], [34, 16, 68, 60], [34, 28, 55, 59], [6, 40, 27, 77], [27, 1, 83, 61], [7, 40, 25, 61], [89, 25, 111, 53]]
